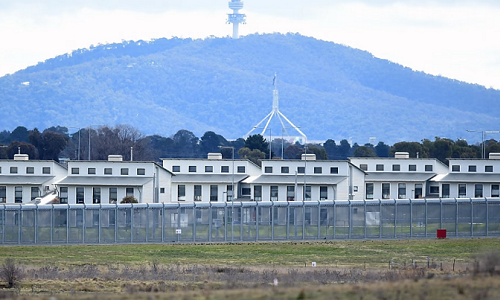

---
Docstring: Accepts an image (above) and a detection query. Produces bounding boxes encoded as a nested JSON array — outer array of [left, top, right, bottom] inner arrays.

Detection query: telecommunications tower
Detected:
[[246, 74, 307, 143], [227, 0, 246, 39]]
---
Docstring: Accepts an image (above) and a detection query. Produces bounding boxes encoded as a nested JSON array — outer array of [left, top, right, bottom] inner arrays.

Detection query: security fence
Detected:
[[1, 198, 500, 245]]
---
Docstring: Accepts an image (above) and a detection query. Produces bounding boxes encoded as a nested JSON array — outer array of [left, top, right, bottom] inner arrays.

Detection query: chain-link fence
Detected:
[[1, 198, 499, 245]]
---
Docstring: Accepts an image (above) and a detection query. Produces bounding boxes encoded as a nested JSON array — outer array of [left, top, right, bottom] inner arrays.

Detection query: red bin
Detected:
[[437, 229, 447, 239]]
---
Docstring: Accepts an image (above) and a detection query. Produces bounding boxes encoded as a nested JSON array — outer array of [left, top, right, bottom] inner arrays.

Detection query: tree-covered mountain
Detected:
[[1, 33, 498, 144]]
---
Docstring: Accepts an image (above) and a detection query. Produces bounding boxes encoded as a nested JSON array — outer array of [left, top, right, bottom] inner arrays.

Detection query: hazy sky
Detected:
[[1, 0, 499, 89]]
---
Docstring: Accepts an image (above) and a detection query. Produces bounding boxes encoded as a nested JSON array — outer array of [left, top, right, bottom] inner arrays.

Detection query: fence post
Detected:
[[333, 200, 336, 239], [379, 199, 382, 239], [66, 204, 70, 244], [192, 202, 196, 242], [114, 203, 118, 243], [317, 200, 321, 239], [18, 205, 22, 244], [409, 198, 413, 238], [394, 199, 397, 239], [302, 200, 305, 240], [364, 199, 367, 239], [98, 203, 102, 244], [82, 204, 86, 244], [256, 201, 259, 242], [177, 203, 181, 243], [34, 204, 38, 244], [286, 202, 290, 240], [439, 198, 443, 231], [240, 202, 243, 241], [485, 198, 489, 236], [208, 202, 212, 242], [348, 199, 352, 239], [470, 198, 473, 237], [455, 198, 458, 237], [271, 201, 275, 241], [130, 204, 134, 243], [145, 203, 149, 243], [424, 198, 427, 238], [50, 204, 54, 244]]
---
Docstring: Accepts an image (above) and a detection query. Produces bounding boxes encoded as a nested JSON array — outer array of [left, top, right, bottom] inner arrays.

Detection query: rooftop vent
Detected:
[[489, 153, 500, 160], [207, 153, 223, 160], [108, 155, 123, 162], [14, 154, 29, 161], [301, 154, 316, 161], [394, 152, 410, 159]]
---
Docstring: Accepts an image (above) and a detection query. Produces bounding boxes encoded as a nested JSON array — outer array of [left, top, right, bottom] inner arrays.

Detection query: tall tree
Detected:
[[9, 126, 29, 143], [375, 141, 390, 157], [172, 129, 200, 158], [244, 134, 270, 158], [306, 145, 328, 160], [323, 139, 338, 160], [200, 131, 228, 156]]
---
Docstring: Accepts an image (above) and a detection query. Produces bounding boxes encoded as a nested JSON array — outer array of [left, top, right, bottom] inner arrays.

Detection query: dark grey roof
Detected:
[[430, 173, 500, 183], [365, 172, 436, 182], [55, 176, 153, 186], [0, 175, 55, 185], [242, 175, 347, 185], [171, 174, 249, 183]]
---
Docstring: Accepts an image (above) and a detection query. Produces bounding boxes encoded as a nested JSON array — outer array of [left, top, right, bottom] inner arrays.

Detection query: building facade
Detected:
[[0, 154, 67, 204]]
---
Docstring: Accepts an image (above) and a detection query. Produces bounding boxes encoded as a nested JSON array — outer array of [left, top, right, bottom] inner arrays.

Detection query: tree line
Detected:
[[0, 125, 497, 166]]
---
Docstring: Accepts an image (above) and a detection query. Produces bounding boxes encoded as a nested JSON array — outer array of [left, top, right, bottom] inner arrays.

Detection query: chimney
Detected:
[[489, 153, 500, 160], [14, 154, 29, 161], [301, 153, 316, 161], [394, 152, 410, 159], [207, 153, 223, 160], [108, 155, 123, 162]]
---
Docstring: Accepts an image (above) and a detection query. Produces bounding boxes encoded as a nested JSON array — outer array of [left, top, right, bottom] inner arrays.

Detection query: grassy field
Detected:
[[1, 238, 498, 267], [0, 238, 499, 299]]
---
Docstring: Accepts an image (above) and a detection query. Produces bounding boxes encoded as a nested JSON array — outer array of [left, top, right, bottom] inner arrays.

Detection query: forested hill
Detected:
[[1, 33, 499, 144]]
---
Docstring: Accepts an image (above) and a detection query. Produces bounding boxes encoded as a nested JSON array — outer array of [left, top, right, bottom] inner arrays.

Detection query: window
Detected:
[[475, 184, 483, 198], [320, 186, 328, 200], [376, 164, 384, 171], [414, 184, 423, 199], [353, 186, 358, 192], [224, 185, 233, 201], [398, 183, 406, 199], [178, 185, 186, 201], [60, 187, 68, 204], [304, 186, 311, 201], [76, 187, 84, 204], [254, 185, 262, 201], [109, 188, 117, 204], [15, 186, 22, 203], [93, 187, 101, 204], [297, 167, 305, 174], [429, 186, 440, 194], [485, 166, 493, 172], [265, 166, 273, 173], [382, 183, 390, 199], [221, 166, 229, 173], [366, 183, 374, 199], [0, 167, 2, 174], [126, 188, 134, 196], [452, 165, 460, 172], [270, 186, 278, 201], [281, 166, 289, 174], [42, 167, 51, 174], [121, 168, 129, 175], [392, 164, 400, 171], [172, 166, 180, 172], [205, 166, 213, 173], [468, 165, 477, 172], [29, 187, 38, 200], [242, 187, 251, 196], [237, 166, 245, 173], [10, 167, 18, 174], [458, 184, 467, 198], [189, 166, 196, 172], [492, 185, 499, 197], [360, 164, 368, 171], [71, 167, 79, 174], [0, 186, 5, 203], [194, 185, 202, 201], [160, 187, 165, 194], [442, 184, 450, 198], [330, 167, 339, 174], [210, 185, 218, 201], [287, 186, 295, 201], [104, 168, 112, 175], [88, 168, 96, 175], [314, 167, 322, 174], [137, 168, 145, 175], [26, 167, 34, 174], [409, 165, 417, 172], [425, 165, 433, 172]]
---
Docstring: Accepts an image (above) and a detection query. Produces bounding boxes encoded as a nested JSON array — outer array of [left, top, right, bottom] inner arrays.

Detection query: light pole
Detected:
[[67, 127, 81, 160], [219, 146, 235, 242], [467, 130, 486, 159]]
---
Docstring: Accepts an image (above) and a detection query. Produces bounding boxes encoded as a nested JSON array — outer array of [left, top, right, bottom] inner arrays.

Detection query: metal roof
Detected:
[[0, 175, 55, 185], [171, 174, 249, 183], [430, 173, 500, 183], [242, 175, 347, 185], [54, 176, 153, 186], [364, 172, 437, 182]]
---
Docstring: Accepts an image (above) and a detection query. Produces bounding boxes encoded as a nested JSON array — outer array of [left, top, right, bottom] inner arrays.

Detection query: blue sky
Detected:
[[0, 0, 499, 89]]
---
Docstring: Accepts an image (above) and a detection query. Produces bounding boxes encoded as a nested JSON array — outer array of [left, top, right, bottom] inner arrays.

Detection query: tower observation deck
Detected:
[[227, 0, 246, 39]]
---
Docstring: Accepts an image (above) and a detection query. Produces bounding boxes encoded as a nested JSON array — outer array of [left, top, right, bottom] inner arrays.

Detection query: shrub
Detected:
[[121, 195, 138, 204], [0, 258, 23, 288], [474, 250, 500, 276]]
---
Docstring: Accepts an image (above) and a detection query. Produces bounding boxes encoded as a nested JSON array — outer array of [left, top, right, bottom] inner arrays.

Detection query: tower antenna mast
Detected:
[[246, 74, 307, 143], [227, 0, 246, 39]]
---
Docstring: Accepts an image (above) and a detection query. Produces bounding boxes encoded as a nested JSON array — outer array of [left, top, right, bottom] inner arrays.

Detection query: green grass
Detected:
[[0, 238, 498, 268]]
